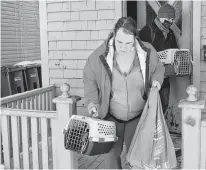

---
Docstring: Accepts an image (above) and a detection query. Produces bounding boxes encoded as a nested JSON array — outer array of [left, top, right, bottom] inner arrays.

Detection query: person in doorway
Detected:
[[83, 17, 164, 169], [138, 3, 178, 114]]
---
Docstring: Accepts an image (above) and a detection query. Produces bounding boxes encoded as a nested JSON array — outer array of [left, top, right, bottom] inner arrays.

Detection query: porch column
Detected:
[[0, 164, 4, 170], [178, 85, 205, 169], [52, 83, 81, 169]]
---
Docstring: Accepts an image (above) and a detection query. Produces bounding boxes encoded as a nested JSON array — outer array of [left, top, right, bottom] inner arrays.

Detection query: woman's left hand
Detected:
[[152, 80, 161, 91]]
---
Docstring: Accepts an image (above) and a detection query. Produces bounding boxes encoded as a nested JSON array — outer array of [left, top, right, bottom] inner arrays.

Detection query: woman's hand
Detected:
[[152, 80, 161, 90], [88, 106, 99, 118]]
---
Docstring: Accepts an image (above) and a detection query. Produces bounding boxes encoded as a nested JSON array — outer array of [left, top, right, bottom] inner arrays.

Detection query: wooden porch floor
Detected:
[[77, 145, 129, 169]]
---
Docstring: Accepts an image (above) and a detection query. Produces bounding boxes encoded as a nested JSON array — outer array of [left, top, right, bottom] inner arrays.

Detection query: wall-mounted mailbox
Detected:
[[203, 45, 206, 60]]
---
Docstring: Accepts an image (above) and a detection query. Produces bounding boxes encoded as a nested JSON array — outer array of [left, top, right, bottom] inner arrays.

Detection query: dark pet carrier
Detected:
[[63, 115, 118, 156]]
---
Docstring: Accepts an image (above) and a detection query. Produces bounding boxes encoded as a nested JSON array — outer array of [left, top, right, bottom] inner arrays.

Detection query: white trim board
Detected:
[[192, 1, 201, 91], [39, 0, 49, 87], [115, 1, 123, 20], [0, 2, 1, 67]]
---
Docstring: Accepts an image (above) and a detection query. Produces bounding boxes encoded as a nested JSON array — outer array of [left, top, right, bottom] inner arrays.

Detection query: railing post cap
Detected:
[[186, 85, 198, 102], [53, 83, 81, 104], [178, 85, 205, 109], [60, 83, 71, 98]]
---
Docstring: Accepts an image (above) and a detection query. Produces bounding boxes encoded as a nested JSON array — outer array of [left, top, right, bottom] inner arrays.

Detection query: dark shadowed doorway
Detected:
[[126, 1, 137, 24]]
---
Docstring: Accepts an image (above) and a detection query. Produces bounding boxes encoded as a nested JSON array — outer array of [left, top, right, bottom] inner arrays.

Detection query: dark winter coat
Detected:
[[138, 21, 178, 52]]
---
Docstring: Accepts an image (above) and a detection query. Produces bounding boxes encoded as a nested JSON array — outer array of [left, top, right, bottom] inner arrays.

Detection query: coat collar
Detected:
[[105, 36, 148, 85]]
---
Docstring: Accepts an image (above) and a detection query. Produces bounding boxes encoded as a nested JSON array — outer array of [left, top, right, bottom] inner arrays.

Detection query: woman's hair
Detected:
[[113, 17, 138, 37]]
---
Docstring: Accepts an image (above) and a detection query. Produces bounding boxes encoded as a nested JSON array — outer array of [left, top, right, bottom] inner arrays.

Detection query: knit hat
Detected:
[[158, 4, 175, 19]]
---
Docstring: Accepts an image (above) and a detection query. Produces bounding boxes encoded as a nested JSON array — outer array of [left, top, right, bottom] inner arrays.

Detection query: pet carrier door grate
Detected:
[[173, 50, 191, 76], [63, 115, 118, 155], [64, 118, 89, 152]]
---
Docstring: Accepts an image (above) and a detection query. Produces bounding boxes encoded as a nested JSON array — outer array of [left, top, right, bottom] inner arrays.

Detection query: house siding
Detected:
[[1, 1, 41, 66], [201, 1, 206, 113], [46, 0, 121, 113]]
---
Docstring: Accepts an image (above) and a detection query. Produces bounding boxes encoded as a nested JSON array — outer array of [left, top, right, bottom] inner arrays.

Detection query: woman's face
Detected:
[[114, 28, 135, 53]]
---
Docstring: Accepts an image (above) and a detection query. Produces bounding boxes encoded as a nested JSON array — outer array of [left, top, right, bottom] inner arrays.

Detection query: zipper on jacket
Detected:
[[125, 75, 129, 121]]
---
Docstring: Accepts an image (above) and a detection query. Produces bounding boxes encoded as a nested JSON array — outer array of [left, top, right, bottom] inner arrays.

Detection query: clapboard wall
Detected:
[[42, 0, 121, 113], [1, 1, 41, 66]]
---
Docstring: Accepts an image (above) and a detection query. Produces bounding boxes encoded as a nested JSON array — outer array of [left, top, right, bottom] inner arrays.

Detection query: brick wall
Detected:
[[201, 1, 206, 112], [46, 0, 120, 113]]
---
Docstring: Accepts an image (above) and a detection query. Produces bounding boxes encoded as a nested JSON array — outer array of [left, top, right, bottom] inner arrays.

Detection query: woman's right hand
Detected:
[[88, 106, 99, 118]]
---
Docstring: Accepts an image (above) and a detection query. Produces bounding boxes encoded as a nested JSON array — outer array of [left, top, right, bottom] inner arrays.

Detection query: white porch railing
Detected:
[[0, 85, 56, 169], [1, 108, 56, 169], [1, 84, 206, 169], [0, 85, 56, 110], [0, 84, 81, 169]]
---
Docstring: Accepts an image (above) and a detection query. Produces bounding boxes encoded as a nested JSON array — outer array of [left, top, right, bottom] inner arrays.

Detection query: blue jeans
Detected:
[[104, 114, 140, 169]]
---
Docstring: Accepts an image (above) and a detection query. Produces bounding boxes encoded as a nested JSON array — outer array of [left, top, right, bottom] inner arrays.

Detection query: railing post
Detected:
[[178, 85, 205, 169], [52, 83, 81, 169], [0, 164, 4, 170], [201, 120, 206, 169]]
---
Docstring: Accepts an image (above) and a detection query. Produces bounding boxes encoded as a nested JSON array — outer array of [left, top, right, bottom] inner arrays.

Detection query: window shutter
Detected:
[[1, 1, 41, 66]]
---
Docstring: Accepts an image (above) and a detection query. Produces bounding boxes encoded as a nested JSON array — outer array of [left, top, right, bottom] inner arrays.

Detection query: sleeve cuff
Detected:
[[87, 102, 99, 111]]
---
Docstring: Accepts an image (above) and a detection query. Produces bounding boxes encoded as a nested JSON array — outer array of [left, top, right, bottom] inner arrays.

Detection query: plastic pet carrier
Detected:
[[63, 115, 118, 156], [157, 49, 192, 76]]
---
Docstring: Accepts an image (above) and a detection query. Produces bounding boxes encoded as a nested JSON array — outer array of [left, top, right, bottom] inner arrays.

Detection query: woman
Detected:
[[83, 17, 165, 169]]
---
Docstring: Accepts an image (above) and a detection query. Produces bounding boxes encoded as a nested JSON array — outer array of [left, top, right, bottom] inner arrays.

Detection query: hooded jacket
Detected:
[[83, 33, 165, 119]]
